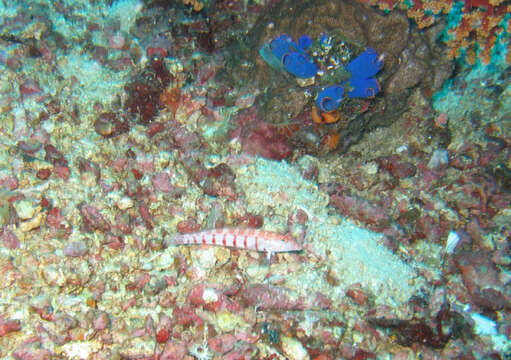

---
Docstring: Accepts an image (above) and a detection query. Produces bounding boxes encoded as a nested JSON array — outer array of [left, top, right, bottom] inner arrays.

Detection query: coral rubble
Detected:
[[0, 0, 509, 358]]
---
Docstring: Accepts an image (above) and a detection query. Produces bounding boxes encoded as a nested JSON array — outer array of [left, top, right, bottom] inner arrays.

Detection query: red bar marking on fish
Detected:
[[243, 235, 247, 249], [212, 233, 216, 245], [222, 233, 226, 246]]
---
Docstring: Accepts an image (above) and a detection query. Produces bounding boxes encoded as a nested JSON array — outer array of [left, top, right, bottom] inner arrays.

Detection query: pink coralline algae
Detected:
[[0, 175, 18, 190], [41, 144, 70, 181], [176, 219, 201, 234], [160, 340, 188, 360], [92, 311, 111, 331], [103, 233, 124, 250], [45, 207, 66, 230], [12, 347, 53, 360], [240, 121, 293, 160], [330, 192, 389, 229], [208, 333, 237, 354], [146, 121, 165, 137], [376, 155, 417, 179], [155, 313, 173, 343], [63, 240, 88, 257], [151, 172, 173, 193], [78, 202, 111, 232], [19, 78, 43, 96], [138, 202, 155, 230], [172, 305, 203, 327], [53, 163, 70, 181], [346, 286, 370, 306], [35, 168, 51, 180], [454, 250, 508, 310], [180, 155, 238, 199], [0, 318, 21, 336], [231, 108, 293, 160], [0, 227, 20, 249], [187, 283, 242, 313], [240, 283, 329, 311]]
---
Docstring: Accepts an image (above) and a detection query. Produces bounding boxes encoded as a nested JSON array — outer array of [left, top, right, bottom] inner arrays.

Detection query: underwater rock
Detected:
[[63, 241, 88, 257], [78, 202, 111, 233], [0, 227, 20, 250], [223, 0, 453, 154], [240, 120, 293, 160], [125, 53, 173, 124], [454, 251, 501, 298], [94, 112, 130, 138], [160, 340, 188, 360]]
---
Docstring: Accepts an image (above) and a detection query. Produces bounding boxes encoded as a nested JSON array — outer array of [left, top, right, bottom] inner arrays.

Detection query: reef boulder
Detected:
[[223, 0, 453, 154]]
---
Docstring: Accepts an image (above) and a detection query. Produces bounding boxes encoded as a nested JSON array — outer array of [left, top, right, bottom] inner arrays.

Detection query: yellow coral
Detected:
[[183, 0, 204, 11], [359, 0, 510, 64]]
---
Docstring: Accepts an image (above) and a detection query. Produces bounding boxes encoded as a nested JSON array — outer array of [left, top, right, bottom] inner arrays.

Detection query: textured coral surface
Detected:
[[357, 0, 511, 65]]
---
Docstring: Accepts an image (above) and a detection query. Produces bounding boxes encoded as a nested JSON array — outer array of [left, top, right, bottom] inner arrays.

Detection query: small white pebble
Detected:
[[13, 199, 37, 220], [61, 341, 100, 359], [470, 313, 497, 336], [117, 196, 134, 210], [202, 288, 219, 303], [427, 148, 449, 169], [197, 248, 217, 269], [445, 230, 460, 254], [362, 161, 378, 175], [396, 145, 408, 153], [281, 336, 310, 360]]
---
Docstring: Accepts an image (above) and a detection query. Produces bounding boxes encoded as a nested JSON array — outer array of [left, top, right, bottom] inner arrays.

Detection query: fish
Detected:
[[165, 228, 302, 255]]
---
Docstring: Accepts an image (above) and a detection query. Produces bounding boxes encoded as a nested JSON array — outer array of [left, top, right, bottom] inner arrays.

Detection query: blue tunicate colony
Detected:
[[259, 33, 384, 113]]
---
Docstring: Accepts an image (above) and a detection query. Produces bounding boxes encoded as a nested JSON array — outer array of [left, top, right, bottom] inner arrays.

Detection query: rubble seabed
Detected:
[[0, 0, 510, 358], [234, 158, 422, 307]]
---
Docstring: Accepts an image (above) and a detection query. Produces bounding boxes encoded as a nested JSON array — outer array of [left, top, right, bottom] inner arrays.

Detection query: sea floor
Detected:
[[0, 0, 510, 359]]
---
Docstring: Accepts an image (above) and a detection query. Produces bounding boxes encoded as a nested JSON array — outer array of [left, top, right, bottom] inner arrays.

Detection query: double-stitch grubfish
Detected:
[[165, 228, 302, 254]]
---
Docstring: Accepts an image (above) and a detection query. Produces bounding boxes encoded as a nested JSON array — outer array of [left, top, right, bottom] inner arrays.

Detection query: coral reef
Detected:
[[357, 0, 511, 65], [0, 0, 509, 358], [223, 0, 454, 154]]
